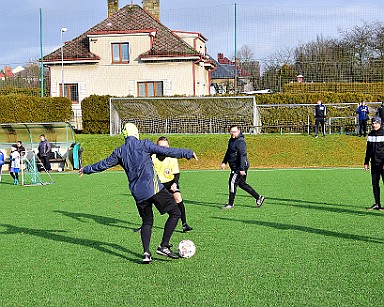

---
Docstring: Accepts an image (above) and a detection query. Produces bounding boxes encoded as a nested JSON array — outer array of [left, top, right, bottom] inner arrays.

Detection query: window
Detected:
[[60, 83, 79, 103], [112, 43, 129, 64], [138, 81, 163, 97]]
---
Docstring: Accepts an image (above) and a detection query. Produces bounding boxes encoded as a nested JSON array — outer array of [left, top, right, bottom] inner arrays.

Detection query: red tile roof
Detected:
[[43, 5, 201, 63]]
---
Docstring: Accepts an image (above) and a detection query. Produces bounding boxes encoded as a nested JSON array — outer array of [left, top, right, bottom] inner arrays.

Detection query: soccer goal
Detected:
[[21, 151, 54, 186], [110, 96, 259, 135]]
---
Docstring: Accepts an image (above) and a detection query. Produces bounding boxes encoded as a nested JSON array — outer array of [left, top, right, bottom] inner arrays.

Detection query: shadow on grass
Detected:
[[212, 217, 384, 244], [267, 197, 383, 217], [53, 210, 166, 233], [53, 210, 137, 230], [183, 199, 226, 209], [0, 223, 143, 263]]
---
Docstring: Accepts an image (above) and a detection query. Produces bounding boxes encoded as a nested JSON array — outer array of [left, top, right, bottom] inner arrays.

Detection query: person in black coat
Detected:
[[221, 125, 265, 209], [364, 116, 384, 210], [314, 99, 327, 138], [38, 134, 52, 171]]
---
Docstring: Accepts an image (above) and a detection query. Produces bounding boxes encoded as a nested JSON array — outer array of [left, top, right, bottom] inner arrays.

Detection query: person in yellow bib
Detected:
[[152, 136, 193, 232]]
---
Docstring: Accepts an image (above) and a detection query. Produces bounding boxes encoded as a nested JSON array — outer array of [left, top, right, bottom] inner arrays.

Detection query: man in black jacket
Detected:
[[364, 116, 384, 210], [314, 99, 327, 138], [221, 125, 265, 209]]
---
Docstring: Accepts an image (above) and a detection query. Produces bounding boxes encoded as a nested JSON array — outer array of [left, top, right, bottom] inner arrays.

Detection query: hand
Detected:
[[221, 163, 226, 170], [78, 167, 84, 176], [364, 164, 369, 171], [239, 170, 246, 176], [170, 183, 178, 192]]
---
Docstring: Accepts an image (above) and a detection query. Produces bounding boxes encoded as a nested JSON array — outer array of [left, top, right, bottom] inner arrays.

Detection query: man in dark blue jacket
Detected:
[[314, 99, 327, 138], [221, 125, 264, 209], [356, 101, 369, 137], [79, 123, 197, 263], [364, 117, 384, 211]]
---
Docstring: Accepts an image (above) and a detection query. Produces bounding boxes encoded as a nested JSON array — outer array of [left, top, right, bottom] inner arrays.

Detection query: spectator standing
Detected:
[[356, 101, 369, 137], [314, 99, 327, 138], [38, 134, 52, 171], [376, 101, 384, 124], [15, 141, 26, 157], [364, 117, 384, 211]]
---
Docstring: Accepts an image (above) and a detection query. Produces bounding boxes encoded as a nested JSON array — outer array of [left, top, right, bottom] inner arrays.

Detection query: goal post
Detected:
[[109, 98, 381, 135], [110, 96, 259, 135]]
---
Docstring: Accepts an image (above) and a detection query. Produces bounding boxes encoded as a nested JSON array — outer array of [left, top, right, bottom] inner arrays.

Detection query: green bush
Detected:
[[81, 95, 111, 134], [0, 94, 72, 123]]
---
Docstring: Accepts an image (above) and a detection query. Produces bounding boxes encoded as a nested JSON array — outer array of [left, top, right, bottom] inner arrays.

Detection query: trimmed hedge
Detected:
[[81, 95, 111, 134], [0, 94, 72, 123]]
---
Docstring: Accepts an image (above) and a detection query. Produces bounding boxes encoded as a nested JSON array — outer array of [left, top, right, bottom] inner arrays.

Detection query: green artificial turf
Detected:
[[1, 168, 383, 306]]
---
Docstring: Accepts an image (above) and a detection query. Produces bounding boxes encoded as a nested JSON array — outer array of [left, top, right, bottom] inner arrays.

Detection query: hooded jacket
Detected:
[[222, 133, 249, 171], [83, 136, 194, 203], [364, 127, 384, 166]]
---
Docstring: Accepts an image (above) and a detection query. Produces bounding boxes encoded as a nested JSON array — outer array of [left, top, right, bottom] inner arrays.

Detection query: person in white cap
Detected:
[[364, 116, 384, 210], [79, 123, 198, 263]]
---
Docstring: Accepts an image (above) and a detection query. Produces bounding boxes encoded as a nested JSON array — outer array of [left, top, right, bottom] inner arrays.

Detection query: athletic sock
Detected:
[[177, 201, 187, 225]]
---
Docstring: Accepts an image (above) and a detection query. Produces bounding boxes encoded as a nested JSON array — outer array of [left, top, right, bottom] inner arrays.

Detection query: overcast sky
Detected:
[[2, 0, 384, 68]]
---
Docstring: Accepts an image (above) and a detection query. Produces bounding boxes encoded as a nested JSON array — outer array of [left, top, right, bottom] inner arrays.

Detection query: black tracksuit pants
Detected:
[[371, 163, 384, 206], [228, 170, 259, 206]]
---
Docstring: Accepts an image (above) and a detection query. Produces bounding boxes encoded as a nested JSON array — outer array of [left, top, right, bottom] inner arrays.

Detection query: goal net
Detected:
[[21, 151, 54, 186], [110, 96, 258, 135]]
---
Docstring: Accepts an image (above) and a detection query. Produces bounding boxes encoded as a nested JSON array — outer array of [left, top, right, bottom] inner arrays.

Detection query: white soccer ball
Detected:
[[178, 240, 196, 258], [57, 167, 63, 172]]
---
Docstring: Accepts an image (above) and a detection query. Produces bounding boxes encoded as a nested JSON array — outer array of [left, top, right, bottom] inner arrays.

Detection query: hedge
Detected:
[[0, 94, 72, 123]]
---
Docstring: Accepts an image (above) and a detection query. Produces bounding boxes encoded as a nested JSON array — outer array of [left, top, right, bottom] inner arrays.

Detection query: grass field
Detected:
[[1, 168, 383, 306]]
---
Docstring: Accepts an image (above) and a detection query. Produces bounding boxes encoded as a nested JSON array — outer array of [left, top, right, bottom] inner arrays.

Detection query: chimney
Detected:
[[142, 0, 160, 20], [108, 0, 119, 17]]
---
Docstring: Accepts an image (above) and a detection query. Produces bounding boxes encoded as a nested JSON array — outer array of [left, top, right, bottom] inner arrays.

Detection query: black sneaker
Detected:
[[182, 224, 193, 232], [142, 252, 152, 264], [156, 245, 179, 259], [256, 195, 265, 208], [368, 204, 381, 210], [223, 204, 234, 209], [133, 227, 142, 233]]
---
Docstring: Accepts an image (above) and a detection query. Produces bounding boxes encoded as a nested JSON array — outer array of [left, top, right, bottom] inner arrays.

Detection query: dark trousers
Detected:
[[315, 118, 326, 136], [359, 120, 367, 136], [371, 164, 384, 206], [228, 170, 259, 206], [136, 188, 181, 254], [40, 155, 51, 171]]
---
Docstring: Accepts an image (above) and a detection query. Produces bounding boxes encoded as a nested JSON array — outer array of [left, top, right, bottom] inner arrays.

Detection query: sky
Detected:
[[2, 0, 384, 69]]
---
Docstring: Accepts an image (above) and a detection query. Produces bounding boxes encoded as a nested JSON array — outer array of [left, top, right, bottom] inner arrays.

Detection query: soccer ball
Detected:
[[178, 240, 196, 258], [57, 167, 63, 172]]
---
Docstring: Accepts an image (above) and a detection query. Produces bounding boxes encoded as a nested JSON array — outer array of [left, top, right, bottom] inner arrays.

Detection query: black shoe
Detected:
[[222, 204, 234, 209], [133, 227, 141, 233], [256, 195, 265, 208], [142, 252, 152, 264], [182, 224, 193, 232], [368, 204, 381, 210], [156, 245, 179, 259]]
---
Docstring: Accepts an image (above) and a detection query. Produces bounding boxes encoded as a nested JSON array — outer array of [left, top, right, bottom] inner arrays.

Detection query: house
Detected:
[[210, 53, 256, 94], [42, 2, 215, 130], [0, 66, 14, 80]]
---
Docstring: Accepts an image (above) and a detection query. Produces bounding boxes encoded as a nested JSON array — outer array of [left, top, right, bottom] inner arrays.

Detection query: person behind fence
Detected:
[[364, 116, 384, 211], [0, 150, 4, 182], [10, 146, 21, 185], [376, 101, 384, 124], [38, 134, 52, 171], [356, 101, 369, 137], [314, 99, 327, 138], [78, 123, 198, 264]]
